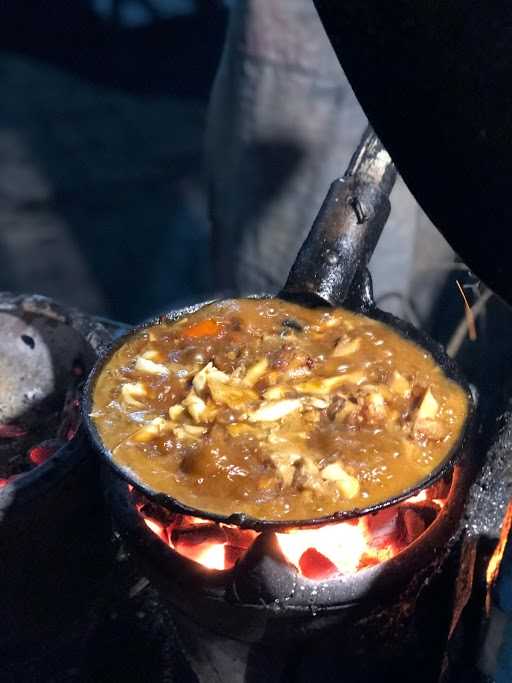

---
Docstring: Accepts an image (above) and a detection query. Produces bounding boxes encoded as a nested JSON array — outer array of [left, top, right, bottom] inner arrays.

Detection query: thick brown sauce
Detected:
[[92, 299, 468, 522]]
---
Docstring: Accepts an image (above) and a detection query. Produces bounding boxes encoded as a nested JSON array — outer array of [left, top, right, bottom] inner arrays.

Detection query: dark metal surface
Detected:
[[283, 126, 396, 309], [313, 0, 512, 306]]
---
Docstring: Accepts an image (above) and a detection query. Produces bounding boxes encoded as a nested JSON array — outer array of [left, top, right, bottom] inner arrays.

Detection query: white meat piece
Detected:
[[193, 362, 230, 394], [121, 382, 148, 408], [168, 404, 185, 420], [321, 462, 360, 499], [182, 389, 208, 423], [263, 385, 288, 400], [332, 337, 361, 357], [242, 359, 269, 387], [361, 390, 387, 421], [248, 399, 302, 422], [135, 356, 169, 376], [413, 387, 447, 439], [295, 371, 365, 395], [389, 370, 411, 397], [132, 417, 172, 442], [173, 424, 208, 442], [141, 349, 164, 362], [269, 451, 302, 487], [207, 378, 258, 410]]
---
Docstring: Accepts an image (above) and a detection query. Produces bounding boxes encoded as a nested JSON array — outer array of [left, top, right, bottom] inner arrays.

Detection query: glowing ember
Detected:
[[28, 441, 62, 466], [406, 490, 428, 503], [132, 477, 450, 579], [0, 478, 8, 488], [195, 543, 227, 571], [0, 424, 27, 438], [277, 522, 370, 576], [143, 517, 167, 543]]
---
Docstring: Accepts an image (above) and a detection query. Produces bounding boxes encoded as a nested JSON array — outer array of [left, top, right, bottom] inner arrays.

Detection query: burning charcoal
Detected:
[[298, 547, 339, 580], [223, 525, 258, 550], [365, 507, 400, 549], [426, 476, 451, 501], [139, 502, 174, 527], [171, 524, 227, 549], [0, 478, 8, 487], [225, 544, 249, 568], [57, 386, 83, 441], [28, 439, 65, 466], [401, 508, 427, 545], [72, 358, 85, 377], [0, 424, 27, 439], [401, 501, 438, 527], [358, 554, 382, 570]]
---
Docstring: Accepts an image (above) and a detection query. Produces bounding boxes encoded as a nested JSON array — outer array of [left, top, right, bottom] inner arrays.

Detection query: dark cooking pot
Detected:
[[82, 128, 476, 531]]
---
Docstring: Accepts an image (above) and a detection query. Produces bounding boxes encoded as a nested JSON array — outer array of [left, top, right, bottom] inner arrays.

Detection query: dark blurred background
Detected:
[[0, 0, 229, 323]]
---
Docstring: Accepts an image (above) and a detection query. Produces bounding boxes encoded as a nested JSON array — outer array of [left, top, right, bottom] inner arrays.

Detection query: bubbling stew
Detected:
[[91, 299, 468, 522]]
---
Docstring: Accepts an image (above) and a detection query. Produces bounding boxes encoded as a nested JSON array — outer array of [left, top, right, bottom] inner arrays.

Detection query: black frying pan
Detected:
[[82, 127, 475, 530]]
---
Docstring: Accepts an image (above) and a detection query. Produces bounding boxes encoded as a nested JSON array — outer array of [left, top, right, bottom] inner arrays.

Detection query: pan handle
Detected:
[[281, 126, 396, 311]]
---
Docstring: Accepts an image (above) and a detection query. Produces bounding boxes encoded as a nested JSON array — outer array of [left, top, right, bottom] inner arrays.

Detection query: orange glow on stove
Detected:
[[406, 490, 428, 503], [195, 543, 226, 571], [143, 517, 167, 543], [485, 500, 512, 612], [132, 478, 450, 579]]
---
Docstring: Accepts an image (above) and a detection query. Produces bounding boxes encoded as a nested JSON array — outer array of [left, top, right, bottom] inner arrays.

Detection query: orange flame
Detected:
[[485, 500, 512, 613]]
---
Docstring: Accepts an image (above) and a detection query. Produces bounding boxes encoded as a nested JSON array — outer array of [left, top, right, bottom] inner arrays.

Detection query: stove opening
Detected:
[[131, 474, 451, 579]]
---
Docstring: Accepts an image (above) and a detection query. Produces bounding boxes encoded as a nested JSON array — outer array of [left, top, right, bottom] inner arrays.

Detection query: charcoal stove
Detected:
[[103, 432, 481, 683], [0, 293, 114, 670]]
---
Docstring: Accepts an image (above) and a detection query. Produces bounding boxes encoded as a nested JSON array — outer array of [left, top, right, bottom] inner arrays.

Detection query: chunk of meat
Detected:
[[172, 424, 207, 442], [169, 404, 185, 420], [413, 388, 447, 440], [193, 362, 230, 394], [243, 359, 269, 387], [321, 462, 360, 499], [121, 382, 148, 408], [269, 450, 302, 487], [132, 417, 173, 442], [135, 356, 169, 376], [359, 389, 388, 423], [389, 370, 411, 397], [295, 372, 365, 396], [182, 390, 208, 423], [248, 399, 302, 423], [207, 378, 258, 411], [332, 337, 361, 357]]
